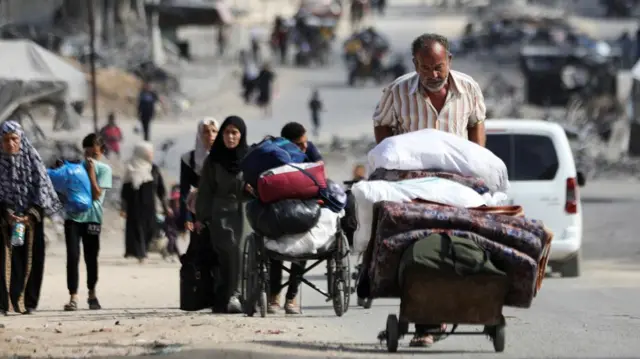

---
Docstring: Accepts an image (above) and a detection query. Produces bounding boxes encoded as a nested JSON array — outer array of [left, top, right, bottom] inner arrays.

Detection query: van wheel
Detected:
[[560, 252, 581, 278]]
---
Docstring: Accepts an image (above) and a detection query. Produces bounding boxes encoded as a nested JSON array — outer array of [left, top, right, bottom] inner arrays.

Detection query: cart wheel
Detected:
[[492, 316, 506, 353], [332, 281, 345, 316], [386, 314, 399, 353], [259, 291, 267, 318]]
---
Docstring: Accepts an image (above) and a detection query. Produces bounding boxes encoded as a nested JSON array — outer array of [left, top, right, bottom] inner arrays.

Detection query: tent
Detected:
[[0, 39, 88, 129]]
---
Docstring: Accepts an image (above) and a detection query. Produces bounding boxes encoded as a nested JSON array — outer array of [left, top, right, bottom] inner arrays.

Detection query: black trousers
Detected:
[[269, 260, 306, 300], [139, 116, 152, 141], [64, 220, 101, 295]]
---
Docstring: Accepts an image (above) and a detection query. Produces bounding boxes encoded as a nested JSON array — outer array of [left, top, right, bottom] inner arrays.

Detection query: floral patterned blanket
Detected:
[[365, 201, 553, 308]]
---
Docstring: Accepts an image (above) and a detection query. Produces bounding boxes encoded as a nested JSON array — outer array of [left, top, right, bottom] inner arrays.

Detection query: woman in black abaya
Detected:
[[195, 116, 251, 314]]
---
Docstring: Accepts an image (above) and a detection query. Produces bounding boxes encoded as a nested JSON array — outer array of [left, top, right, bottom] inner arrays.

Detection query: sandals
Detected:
[[410, 324, 448, 348], [63, 300, 78, 311]]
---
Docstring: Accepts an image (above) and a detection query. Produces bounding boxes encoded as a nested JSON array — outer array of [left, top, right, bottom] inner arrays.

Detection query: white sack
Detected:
[[351, 177, 487, 254], [367, 129, 510, 192], [264, 208, 344, 256]]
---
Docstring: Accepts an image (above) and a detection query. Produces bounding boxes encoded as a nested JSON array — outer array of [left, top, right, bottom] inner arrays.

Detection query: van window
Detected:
[[486, 134, 559, 181]]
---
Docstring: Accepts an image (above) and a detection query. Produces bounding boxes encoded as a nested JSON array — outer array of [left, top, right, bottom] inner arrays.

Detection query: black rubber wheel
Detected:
[[242, 234, 261, 317], [492, 315, 506, 352], [335, 232, 351, 313], [332, 281, 345, 317], [386, 314, 399, 353]]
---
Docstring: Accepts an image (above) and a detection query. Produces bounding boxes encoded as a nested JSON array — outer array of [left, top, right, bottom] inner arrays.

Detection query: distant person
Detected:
[[0, 121, 62, 315], [121, 142, 170, 263], [137, 82, 161, 141], [63, 134, 113, 312], [250, 26, 261, 62], [280, 122, 322, 162], [217, 25, 228, 57], [255, 63, 277, 117], [308, 90, 323, 137], [100, 112, 123, 159], [239, 51, 259, 104], [352, 164, 366, 181]]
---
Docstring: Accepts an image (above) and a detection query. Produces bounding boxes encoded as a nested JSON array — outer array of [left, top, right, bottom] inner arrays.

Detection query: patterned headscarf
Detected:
[[0, 121, 62, 216]]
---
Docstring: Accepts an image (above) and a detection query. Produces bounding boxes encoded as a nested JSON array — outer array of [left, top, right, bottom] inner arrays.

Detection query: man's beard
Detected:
[[422, 75, 448, 93]]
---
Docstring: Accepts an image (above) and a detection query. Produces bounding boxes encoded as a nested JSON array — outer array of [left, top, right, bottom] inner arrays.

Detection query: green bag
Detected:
[[398, 233, 506, 283]]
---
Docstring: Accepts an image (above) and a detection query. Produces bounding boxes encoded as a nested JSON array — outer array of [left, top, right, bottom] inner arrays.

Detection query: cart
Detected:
[[377, 268, 508, 353]]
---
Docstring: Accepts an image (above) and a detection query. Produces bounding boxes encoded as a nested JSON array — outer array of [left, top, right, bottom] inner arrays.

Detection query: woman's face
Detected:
[[2, 132, 20, 155], [201, 124, 218, 148], [223, 125, 242, 149], [146, 148, 154, 162]]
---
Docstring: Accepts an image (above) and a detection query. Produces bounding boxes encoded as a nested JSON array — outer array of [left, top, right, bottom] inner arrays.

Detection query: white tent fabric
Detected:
[[0, 39, 88, 124]]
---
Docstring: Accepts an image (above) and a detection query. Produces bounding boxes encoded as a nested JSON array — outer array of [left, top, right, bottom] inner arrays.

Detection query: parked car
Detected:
[[485, 119, 585, 277]]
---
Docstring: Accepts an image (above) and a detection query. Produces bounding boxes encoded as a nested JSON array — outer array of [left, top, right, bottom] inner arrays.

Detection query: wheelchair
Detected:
[[241, 226, 351, 318]]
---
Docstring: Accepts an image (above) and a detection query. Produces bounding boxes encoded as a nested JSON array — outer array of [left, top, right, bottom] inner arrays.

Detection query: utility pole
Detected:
[[87, 0, 99, 133]]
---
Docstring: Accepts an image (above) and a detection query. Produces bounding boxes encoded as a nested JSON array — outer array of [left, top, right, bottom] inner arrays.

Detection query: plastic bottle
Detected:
[[11, 217, 25, 247]]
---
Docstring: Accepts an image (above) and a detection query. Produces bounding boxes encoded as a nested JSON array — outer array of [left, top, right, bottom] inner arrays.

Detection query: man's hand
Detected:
[[468, 121, 486, 147], [194, 221, 204, 233]]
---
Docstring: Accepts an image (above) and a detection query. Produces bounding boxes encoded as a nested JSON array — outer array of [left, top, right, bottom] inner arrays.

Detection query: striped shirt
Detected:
[[372, 70, 486, 139]]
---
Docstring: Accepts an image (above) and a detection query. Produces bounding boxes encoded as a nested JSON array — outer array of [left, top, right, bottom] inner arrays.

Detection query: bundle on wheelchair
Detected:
[[241, 221, 351, 318]]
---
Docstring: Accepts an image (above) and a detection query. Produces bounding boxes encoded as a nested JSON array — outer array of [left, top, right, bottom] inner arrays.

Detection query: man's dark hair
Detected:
[[82, 133, 104, 149], [411, 33, 450, 56], [281, 122, 307, 141]]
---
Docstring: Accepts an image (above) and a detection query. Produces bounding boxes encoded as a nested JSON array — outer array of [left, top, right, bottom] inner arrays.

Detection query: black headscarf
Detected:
[[208, 116, 248, 174]]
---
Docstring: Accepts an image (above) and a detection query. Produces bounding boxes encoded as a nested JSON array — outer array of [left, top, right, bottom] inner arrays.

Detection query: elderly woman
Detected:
[[195, 116, 250, 314], [179, 117, 219, 233], [0, 121, 62, 314], [121, 142, 169, 263]]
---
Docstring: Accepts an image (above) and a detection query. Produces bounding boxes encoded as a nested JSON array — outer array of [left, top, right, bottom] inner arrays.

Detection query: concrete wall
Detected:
[[0, 0, 64, 27]]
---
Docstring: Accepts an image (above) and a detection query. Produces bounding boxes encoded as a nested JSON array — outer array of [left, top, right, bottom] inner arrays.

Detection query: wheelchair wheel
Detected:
[[331, 231, 351, 316], [242, 233, 265, 317]]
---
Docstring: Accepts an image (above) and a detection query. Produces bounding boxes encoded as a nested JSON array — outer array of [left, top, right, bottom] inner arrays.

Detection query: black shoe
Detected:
[[88, 298, 102, 310]]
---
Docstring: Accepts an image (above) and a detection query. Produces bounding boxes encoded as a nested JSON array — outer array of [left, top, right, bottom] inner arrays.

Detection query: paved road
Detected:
[[79, 3, 639, 358]]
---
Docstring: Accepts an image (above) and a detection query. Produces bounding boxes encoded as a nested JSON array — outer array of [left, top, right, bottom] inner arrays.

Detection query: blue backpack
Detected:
[[47, 161, 93, 214], [241, 136, 307, 188]]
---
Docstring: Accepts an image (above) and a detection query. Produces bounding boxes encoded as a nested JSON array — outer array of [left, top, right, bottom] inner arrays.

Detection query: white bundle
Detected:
[[367, 129, 510, 193]]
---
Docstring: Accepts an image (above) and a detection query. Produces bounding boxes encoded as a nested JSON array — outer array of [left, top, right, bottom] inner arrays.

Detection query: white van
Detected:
[[485, 119, 584, 277]]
